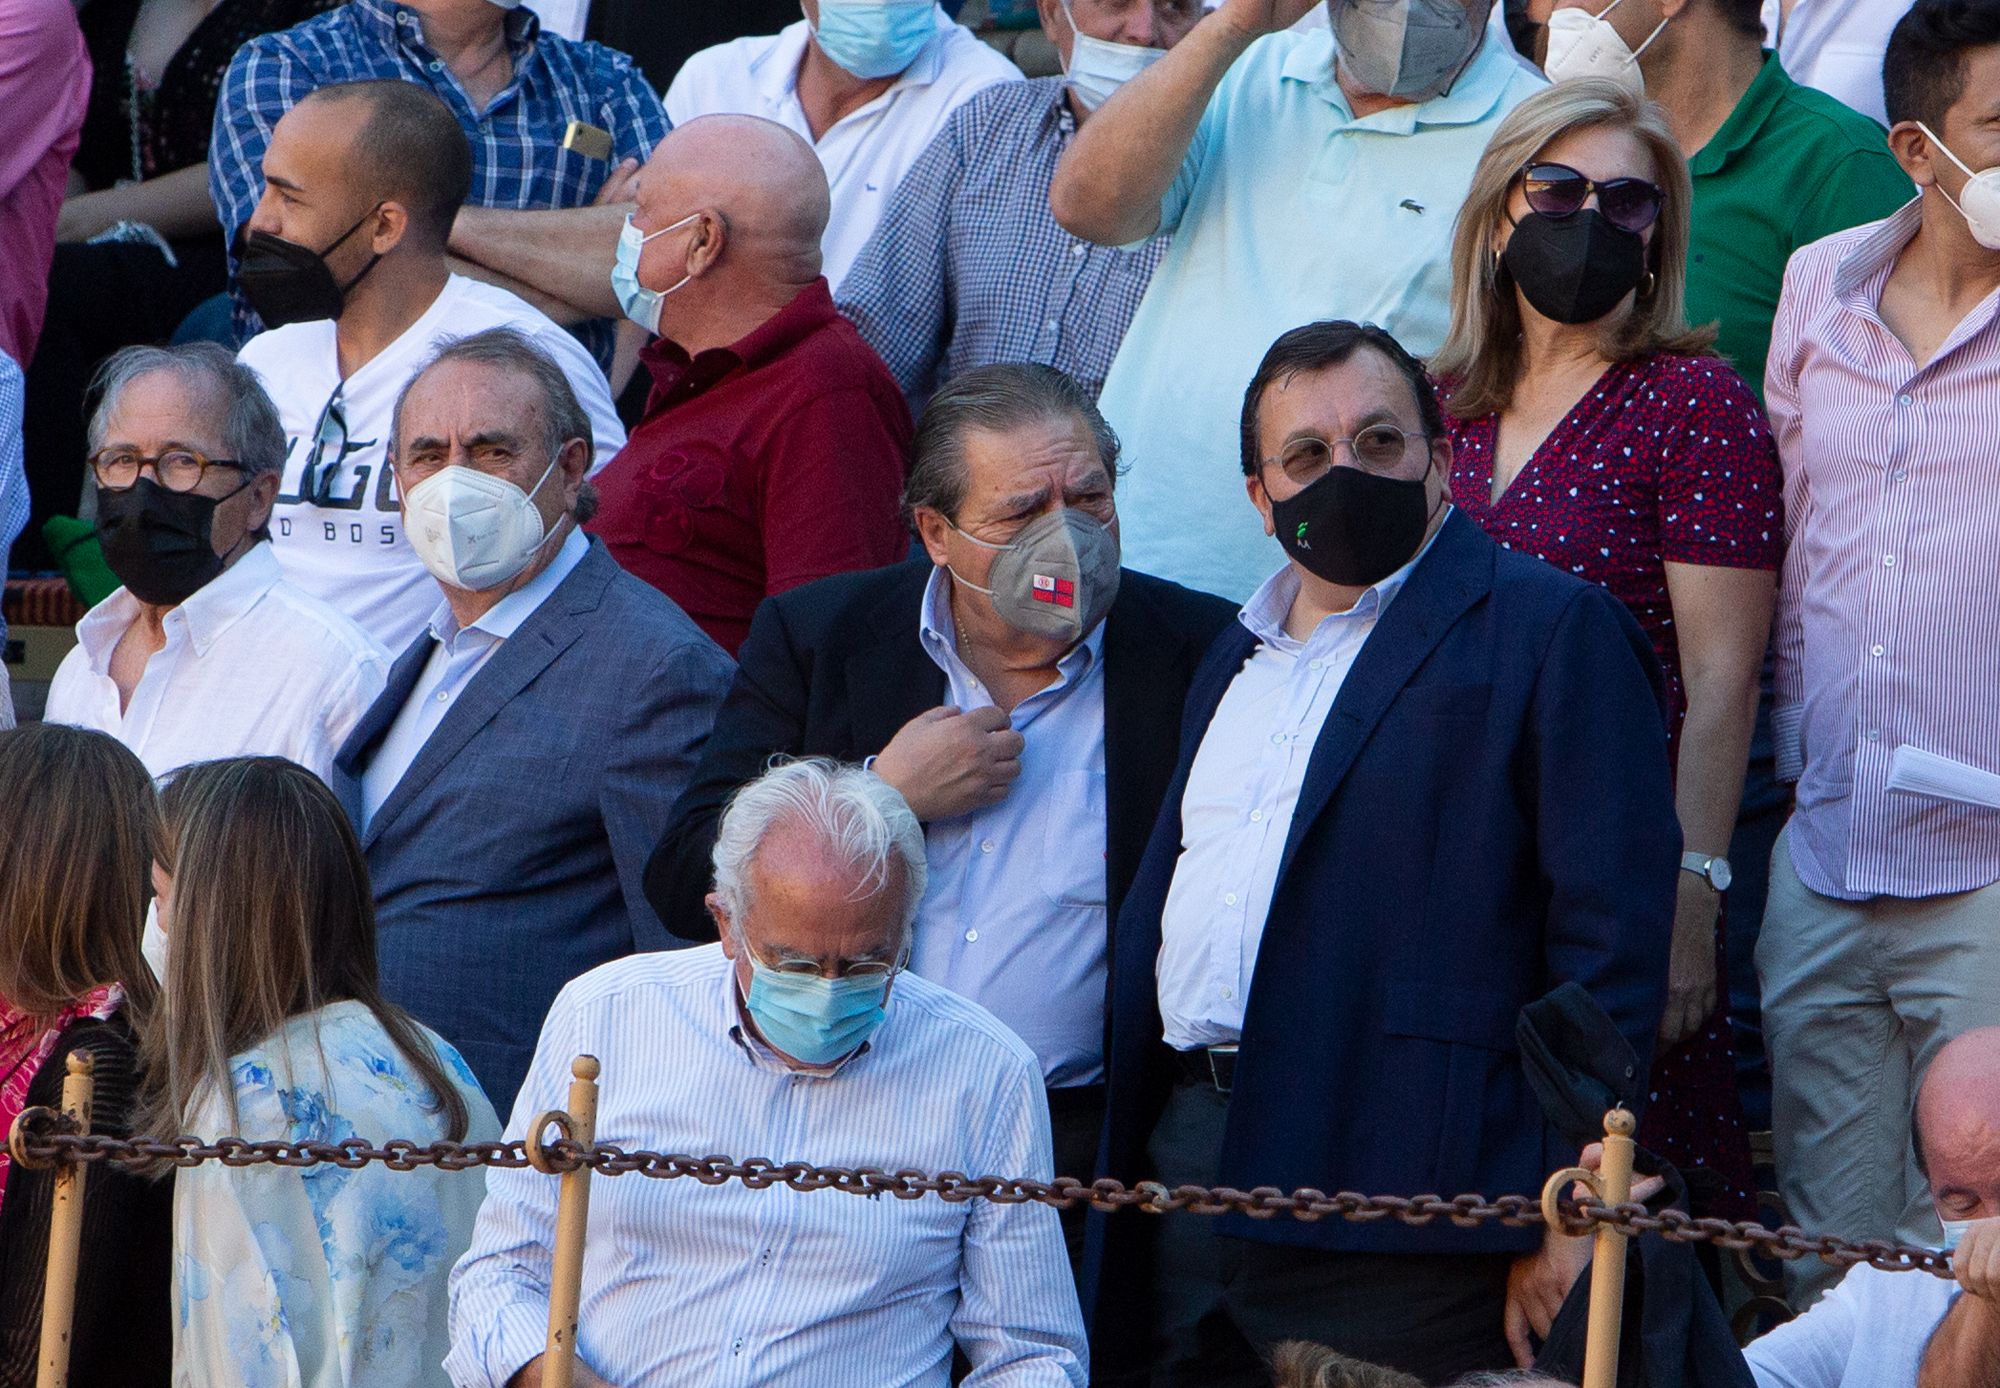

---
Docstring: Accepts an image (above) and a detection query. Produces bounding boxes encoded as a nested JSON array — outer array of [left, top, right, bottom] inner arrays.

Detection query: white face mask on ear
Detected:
[[1544, 0, 1667, 95], [1919, 122, 2000, 250], [403, 454, 563, 592]]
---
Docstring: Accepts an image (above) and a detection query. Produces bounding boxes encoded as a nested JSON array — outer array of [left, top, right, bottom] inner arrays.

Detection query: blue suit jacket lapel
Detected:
[[359, 546, 612, 851], [1276, 512, 1495, 883], [334, 634, 435, 825]]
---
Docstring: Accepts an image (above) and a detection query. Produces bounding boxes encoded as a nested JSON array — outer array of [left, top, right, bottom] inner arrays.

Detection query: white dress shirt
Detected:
[[1759, 0, 1899, 126], [1744, 1263, 1957, 1388], [908, 567, 1110, 1089], [45, 541, 388, 781], [446, 944, 1087, 1388], [238, 274, 624, 655], [663, 8, 1021, 291], [361, 529, 588, 829], [1155, 529, 1439, 1050]]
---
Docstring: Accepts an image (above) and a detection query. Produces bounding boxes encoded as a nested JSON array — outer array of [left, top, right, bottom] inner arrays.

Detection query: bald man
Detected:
[[1745, 1026, 2000, 1388], [585, 114, 913, 654], [235, 79, 625, 654]]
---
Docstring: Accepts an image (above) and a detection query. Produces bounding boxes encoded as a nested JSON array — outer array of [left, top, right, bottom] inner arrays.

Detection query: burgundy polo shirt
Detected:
[[587, 279, 913, 653]]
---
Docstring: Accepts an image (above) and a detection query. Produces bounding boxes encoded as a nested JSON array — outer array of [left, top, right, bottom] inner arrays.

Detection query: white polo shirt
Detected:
[[238, 274, 625, 657], [664, 7, 1020, 291]]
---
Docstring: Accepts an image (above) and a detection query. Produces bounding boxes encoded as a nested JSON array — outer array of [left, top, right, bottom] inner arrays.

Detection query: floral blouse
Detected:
[[172, 1001, 499, 1388]]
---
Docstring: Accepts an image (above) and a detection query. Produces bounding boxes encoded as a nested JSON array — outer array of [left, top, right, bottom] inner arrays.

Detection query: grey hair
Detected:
[[390, 327, 599, 521], [904, 363, 1121, 524], [711, 758, 928, 947], [1449, 1374, 1578, 1387], [88, 343, 287, 479]]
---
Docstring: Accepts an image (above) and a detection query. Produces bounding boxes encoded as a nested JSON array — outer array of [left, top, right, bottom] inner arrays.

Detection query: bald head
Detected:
[[638, 115, 829, 277], [1917, 1028, 2000, 1222]]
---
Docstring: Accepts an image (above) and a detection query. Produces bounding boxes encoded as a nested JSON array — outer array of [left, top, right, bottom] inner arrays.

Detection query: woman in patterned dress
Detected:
[[1431, 81, 1782, 1224], [137, 756, 499, 1388]]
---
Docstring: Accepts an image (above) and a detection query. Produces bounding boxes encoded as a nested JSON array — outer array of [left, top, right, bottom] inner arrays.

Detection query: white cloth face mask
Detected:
[[1543, 0, 1667, 95], [1059, 0, 1168, 112], [142, 898, 169, 985], [1919, 123, 2000, 250], [403, 454, 563, 592]]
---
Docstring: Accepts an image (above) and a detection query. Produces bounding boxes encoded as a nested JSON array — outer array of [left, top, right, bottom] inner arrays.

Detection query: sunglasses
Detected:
[[1519, 161, 1664, 234]]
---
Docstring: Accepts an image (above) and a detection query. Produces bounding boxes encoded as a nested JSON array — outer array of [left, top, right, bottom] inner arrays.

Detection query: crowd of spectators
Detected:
[[2, 0, 1999, 1386]]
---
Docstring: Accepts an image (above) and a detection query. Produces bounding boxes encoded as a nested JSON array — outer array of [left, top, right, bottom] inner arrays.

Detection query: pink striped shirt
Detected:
[[1768, 199, 2000, 901]]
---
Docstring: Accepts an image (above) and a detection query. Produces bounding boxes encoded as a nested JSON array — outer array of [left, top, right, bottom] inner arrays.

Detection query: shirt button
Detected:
[[1249, 809, 1264, 823], [1044, 319, 1058, 330], [1866, 730, 1882, 742], [980, 839, 995, 854], [965, 928, 979, 942], [1270, 732, 1285, 745], [732, 1338, 745, 1353], [1897, 393, 1913, 406], [1221, 987, 1236, 1001], [1308, 659, 1323, 671], [428, 59, 442, 71], [435, 689, 449, 702], [1893, 469, 1909, 481], [1884, 554, 1896, 567], [1871, 644, 1885, 657], [1071, 243, 1086, 257], [1224, 892, 1238, 906]]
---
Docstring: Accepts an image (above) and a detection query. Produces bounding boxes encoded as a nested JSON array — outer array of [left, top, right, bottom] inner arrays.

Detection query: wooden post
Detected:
[[540, 1055, 600, 1388], [1580, 1109, 1637, 1388], [37, 1052, 96, 1388]]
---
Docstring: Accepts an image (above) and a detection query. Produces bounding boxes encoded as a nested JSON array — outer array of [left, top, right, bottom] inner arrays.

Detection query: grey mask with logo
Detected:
[[1333, 0, 1482, 101], [948, 508, 1122, 645]]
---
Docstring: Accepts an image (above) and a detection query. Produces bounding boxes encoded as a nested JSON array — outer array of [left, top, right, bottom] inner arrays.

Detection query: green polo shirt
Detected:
[[1686, 52, 1914, 397]]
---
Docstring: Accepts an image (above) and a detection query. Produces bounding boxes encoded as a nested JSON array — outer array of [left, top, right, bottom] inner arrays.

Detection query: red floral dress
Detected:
[[1446, 352, 1782, 1218]]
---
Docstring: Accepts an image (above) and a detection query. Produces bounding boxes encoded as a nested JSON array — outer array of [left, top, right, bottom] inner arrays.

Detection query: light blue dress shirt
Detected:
[[907, 567, 1109, 1089], [1099, 29, 1544, 601], [361, 529, 588, 829], [445, 945, 1087, 1387], [1155, 522, 1444, 1050]]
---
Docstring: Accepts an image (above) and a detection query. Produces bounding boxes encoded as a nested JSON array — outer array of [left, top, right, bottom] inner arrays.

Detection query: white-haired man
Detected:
[[446, 758, 1088, 1388]]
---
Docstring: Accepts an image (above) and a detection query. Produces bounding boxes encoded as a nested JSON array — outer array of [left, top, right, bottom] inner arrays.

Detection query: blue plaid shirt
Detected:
[[837, 77, 1167, 410], [0, 353, 27, 647], [209, 0, 669, 365]]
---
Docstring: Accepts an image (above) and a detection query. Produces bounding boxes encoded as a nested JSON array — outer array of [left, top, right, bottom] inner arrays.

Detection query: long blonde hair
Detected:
[[136, 757, 469, 1145], [1431, 78, 1714, 419], [0, 725, 159, 1030]]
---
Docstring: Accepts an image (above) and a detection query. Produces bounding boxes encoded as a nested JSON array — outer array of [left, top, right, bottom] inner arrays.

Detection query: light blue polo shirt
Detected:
[[1101, 28, 1544, 601]]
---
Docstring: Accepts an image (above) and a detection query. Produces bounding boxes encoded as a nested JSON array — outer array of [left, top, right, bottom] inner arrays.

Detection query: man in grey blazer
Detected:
[[334, 328, 732, 1111]]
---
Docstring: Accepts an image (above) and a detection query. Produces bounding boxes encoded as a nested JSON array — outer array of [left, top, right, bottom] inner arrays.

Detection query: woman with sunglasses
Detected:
[[1431, 81, 1780, 1224]]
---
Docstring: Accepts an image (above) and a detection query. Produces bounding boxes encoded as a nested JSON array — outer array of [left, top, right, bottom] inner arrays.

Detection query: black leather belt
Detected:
[[1171, 1045, 1238, 1094]]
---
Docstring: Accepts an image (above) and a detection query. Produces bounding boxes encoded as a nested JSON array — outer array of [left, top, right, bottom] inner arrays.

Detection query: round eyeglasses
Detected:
[[1263, 426, 1429, 489], [89, 448, 247, 493]]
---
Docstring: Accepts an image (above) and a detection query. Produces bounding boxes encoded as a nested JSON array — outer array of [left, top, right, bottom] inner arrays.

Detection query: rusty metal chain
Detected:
[[7, 1107, 1956, 1279]]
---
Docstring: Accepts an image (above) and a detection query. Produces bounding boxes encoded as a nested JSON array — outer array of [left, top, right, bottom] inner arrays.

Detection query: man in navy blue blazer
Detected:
[[332, 328, 732, 1113], [1088, 322, 1679, 1385]]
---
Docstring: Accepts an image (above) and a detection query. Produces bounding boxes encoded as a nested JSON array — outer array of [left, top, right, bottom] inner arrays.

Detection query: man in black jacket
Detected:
[[647, 363, 1235, 1255]]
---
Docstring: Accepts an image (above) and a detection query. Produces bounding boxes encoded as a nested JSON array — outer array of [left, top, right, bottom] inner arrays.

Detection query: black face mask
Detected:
[[1269, 464, 1434, 588], [95, 477, 247, 606], [235, 205, 383, 327], [1501, 209, 1648, 326]]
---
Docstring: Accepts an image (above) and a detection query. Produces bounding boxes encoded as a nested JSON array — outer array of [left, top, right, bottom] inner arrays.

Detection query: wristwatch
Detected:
[[1681, 852, 1733, 892]]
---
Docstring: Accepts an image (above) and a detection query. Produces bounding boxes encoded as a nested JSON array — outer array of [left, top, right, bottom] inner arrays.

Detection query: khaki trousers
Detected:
[[1757, 828, 2000, 1304]]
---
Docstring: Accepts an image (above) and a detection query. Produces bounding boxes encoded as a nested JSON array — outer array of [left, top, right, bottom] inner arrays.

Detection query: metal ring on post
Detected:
[[524, 1110, 577, 1175], [7, 1107, 62, 1171], [1540, 1164, 1600, 1234]]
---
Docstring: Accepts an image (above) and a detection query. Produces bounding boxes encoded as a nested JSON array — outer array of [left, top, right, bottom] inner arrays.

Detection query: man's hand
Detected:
[[870, 706, 1024, 822], [592, 157, 640, 207], [506, 1354, 615, 1388], [1214, 0, 1322, 39], [1659, 875, 1720, 1047], [1957, 1219, 2000, 1303], [1504, 1147, 1671, 1367]]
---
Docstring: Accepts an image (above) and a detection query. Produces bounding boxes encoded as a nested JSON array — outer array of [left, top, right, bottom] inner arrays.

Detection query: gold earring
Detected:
[[1638, 269, 1657, 300]]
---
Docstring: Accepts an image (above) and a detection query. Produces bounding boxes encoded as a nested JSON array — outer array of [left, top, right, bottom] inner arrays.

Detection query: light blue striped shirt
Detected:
[[445, 944, 1087, 1388], [910, 566, 1110, 1088], [0, 353, 26, 652]]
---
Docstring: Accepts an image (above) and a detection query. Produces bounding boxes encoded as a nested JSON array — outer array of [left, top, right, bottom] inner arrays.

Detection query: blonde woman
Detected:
[[1432, 79, 1779, 1221], [139, 757, 497, 1388], [0, 724, 170, 1387]]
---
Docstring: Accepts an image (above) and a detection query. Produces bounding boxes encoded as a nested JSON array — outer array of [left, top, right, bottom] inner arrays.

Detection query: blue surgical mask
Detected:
[[1941, 1218, 1978, 1251], [610, 211, 697, 334], [811, 0, 937, 80], [741, 951, 895, 1067], [1059, 0, 1166, 112]]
